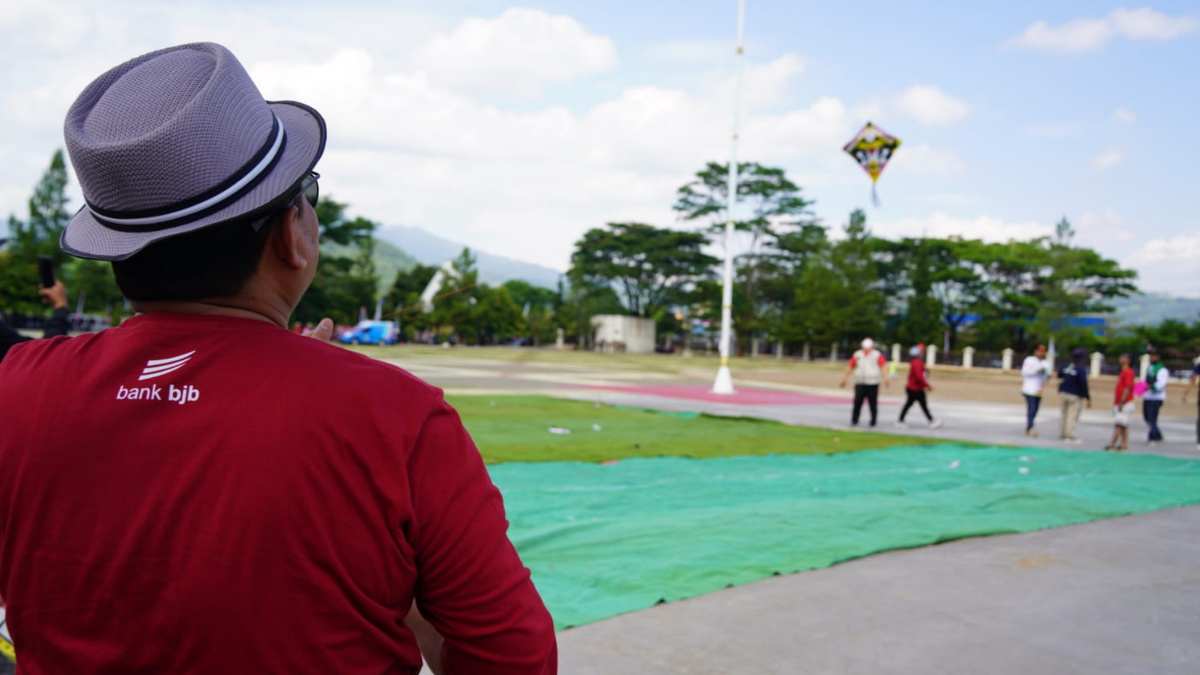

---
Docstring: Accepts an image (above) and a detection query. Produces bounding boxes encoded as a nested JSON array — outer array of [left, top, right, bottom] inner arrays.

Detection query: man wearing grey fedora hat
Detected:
[[0, 43, 556, 674]]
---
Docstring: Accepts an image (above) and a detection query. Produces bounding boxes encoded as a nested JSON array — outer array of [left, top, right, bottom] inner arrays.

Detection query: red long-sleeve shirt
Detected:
[[906, 358, 930, 391], [0, 312, 556, 674]]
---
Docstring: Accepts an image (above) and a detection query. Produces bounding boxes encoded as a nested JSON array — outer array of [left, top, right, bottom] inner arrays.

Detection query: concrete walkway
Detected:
[[557, 505, 1200, 674], [564, 383, 1200, 460], [396, 357, 1199, 459]]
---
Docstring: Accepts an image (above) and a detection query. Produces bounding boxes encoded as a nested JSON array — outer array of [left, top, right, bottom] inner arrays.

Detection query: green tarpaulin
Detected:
[[490, 445, 1200, 629]]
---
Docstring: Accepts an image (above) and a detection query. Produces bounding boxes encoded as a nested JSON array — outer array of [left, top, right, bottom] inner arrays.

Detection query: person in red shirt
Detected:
[[897, 345, 943, 429], [1105, 353, 1136, 452], [0, 43, 555, 674]]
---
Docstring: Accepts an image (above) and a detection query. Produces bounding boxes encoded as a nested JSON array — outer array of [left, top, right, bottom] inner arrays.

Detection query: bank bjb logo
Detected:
[[115, 350, 201, 406]]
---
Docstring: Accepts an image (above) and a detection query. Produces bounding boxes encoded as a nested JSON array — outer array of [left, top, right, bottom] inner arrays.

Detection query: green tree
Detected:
[[559, 277, 624, 349], [569, 222, 717, 318], [64, 259, 126, 320], [293, 197, 379, 325], [502, 279, 559, 345], [674, 162, 817, 346], [9, 150, 71, 265], [885, 238, 944, 345], [383, 263, 438, 339], [2, 151, 74, 316], [829, 209, 885, 343], [463, 286, 525, 345]]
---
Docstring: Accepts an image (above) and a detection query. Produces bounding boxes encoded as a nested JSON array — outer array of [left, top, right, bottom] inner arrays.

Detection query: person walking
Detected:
[[1057, 347, 1091, 443], [897, 345, 942, 429], [840, 337, 888, 427], [1143, 347, 1170, 444], [1020, 344, 1052, 437], [0, 43, 555, 674], [1183, 356, 1199, 450], [1105, 354, 1136, 451]]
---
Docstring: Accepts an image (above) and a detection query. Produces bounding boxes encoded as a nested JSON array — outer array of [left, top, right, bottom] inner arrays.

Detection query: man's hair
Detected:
[[113, 205, 290, 302]]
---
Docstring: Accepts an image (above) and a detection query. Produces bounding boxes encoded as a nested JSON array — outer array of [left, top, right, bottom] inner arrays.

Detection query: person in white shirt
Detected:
[[1142, 347, 1170, 444], [1020, 344, 1051, 437], [839, 337, 889, 427]]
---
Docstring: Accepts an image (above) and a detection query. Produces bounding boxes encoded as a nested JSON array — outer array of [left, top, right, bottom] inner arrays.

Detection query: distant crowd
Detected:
[[842, 337, 1200, 451]]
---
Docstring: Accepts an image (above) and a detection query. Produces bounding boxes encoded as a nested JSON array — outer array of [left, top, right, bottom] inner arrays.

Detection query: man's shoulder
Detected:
[[0, 332, 94, 377], [273, 334, 441, 398]]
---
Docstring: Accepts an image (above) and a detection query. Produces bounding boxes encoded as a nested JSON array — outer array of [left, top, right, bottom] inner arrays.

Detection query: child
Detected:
[[1105, 354, 1136, 451]]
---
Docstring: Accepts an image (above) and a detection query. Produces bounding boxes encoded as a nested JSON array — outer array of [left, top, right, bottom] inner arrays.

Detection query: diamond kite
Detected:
[[843, 122, 901, 206]]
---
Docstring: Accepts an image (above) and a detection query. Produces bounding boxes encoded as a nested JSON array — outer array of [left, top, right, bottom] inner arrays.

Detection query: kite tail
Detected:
[[871, 181, 880, 207]]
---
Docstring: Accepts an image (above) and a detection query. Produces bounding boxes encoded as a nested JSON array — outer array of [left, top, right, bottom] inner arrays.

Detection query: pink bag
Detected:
[[1133, 380, 1149, 398]]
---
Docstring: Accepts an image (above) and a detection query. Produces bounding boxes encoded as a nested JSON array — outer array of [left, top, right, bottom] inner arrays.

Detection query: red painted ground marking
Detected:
[[584, 383, 847, 406]]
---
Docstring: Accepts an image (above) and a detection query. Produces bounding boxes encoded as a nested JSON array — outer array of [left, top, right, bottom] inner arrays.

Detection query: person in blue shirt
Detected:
[[1057, 347, 1091, 443]]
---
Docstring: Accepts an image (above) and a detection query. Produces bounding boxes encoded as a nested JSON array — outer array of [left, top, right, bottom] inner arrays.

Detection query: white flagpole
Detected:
[[712, 0, 746, 395]]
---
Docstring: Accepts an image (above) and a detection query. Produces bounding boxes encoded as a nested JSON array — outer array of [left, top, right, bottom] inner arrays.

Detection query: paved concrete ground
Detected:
[[557, 505, 1200, 675]]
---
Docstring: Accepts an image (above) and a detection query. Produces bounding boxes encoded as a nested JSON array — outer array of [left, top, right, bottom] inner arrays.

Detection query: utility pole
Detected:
[[712, 0, 746, 395]]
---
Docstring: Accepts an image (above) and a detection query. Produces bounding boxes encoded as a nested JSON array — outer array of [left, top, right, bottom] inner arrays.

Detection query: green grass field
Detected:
[[447, 395, 962, 463]]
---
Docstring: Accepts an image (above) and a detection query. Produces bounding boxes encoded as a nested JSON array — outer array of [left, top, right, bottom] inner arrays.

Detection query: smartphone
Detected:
[[37, 256, 55, 289]]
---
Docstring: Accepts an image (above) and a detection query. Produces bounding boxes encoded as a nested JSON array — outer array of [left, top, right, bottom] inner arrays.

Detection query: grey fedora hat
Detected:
[[61, 42, 326, 261]]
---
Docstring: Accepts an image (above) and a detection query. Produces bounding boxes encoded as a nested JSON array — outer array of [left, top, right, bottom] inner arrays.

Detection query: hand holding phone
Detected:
[[37, 256, 55, 289]]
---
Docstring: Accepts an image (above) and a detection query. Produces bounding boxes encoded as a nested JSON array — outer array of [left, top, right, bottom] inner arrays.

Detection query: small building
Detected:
[[591, 315, 656, 354]]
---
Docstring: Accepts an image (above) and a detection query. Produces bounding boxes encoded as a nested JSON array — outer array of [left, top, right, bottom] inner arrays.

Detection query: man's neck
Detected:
[[131, 298, 288, 328]]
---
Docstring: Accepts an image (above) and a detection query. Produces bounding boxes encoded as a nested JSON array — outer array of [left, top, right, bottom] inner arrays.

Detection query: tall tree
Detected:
[[829, 209, 885, 343], [2, 151, 76, 317], [674, 162, 817, 346], [569, 222, 717, 318], [9, 150, 71, 265], [885, 238, 945, 345]]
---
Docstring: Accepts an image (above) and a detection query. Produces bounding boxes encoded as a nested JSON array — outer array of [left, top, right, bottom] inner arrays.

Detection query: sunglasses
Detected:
[[299, 171, 320, 208], [250, 172, 320, 232]]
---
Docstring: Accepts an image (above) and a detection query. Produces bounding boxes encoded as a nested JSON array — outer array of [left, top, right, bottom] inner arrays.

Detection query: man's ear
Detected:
[[269, 204, 309, 270]]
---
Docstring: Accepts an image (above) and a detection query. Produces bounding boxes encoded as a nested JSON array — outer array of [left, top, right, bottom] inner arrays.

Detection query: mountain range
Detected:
[[1107, 292, 1200, 327], [375, 225, 564, 289]]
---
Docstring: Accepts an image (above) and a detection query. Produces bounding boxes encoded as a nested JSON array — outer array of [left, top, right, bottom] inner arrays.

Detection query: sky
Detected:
[[2, 0, 1198, 295]]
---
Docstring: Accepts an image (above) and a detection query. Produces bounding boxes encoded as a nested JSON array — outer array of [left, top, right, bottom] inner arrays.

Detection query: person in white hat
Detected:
[[840, 337, 890, 427]]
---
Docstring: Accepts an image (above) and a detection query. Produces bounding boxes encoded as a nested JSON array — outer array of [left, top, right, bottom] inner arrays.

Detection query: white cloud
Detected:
[[741, 55, 806, 108], [888, 144, 966, 176], [873, 212, 1054, 242], [1010, 18, 1113, 52], [414, 8, 616, 96], [1079, 209, 1135, 242], [894, 85, 970, 126], [1091, 148, 1124, 170], [1128, 234, 1200, 296], [1109, 7, 1198, 40], [1131, 234, 1200, 264], [245, 46, 840, 268], [1113, 107, 1137, 124], [1009, 7, 1197, 53]]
